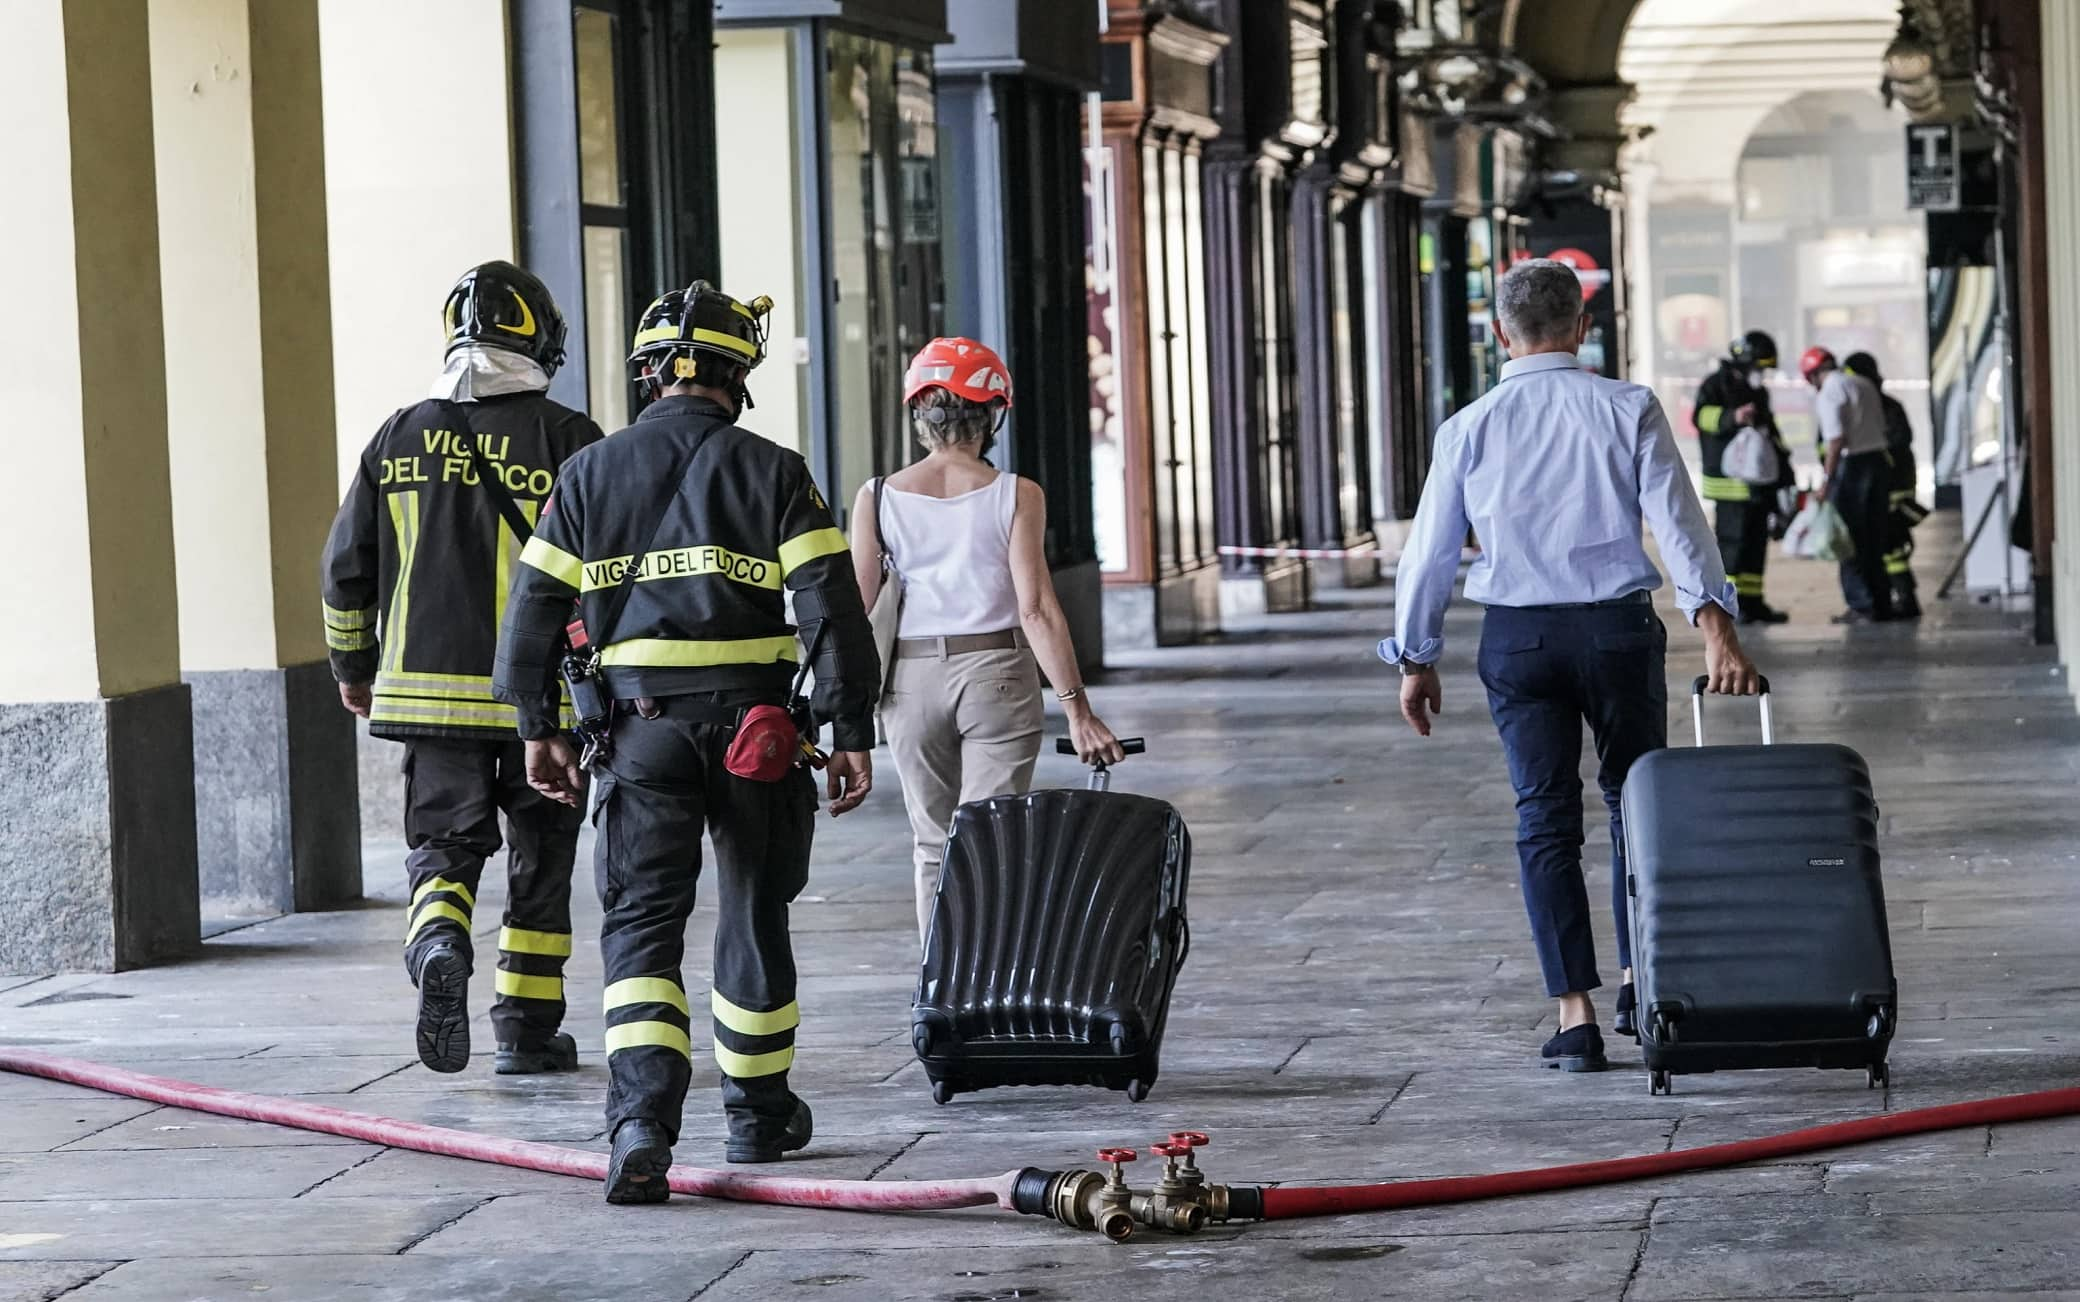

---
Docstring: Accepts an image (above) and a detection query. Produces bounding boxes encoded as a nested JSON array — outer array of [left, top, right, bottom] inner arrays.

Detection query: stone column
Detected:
[[149, 0, 360, 916], [0, 0, 201, 972]]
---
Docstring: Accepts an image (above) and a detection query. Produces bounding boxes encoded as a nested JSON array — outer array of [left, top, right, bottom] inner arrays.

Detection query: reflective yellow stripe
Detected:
[[599, 637, 799, 668], [777, 527, 850, 576], [518, 535, 584, 588], [1732, 574, 1764, 595], [500, 926, 572, 957], [1696, 404, 1724, 434], [383, 492, 419, 673], [606, 1020, 694, 1059], [376, 673, 496, 700], [405, 900, 472, 943], [323, 603, 375, 630], [370, 698, 520, 729], [327, 628, 376, 652], [579, 545, 782, 593], [714, 1042, 795, 1078], [412, 876, 478, 911], [495, 970, 565, 1002], [632, 323, 680, 347], [604, 977, 690, 1015], [691, 327, 758, 359], [1701, 476, 1751, 502], [711, 992, 800, 1037], [496, 498, 539, 638]]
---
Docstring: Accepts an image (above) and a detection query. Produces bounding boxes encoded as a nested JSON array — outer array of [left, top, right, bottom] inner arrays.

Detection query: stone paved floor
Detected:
[[6, 530, 2080, 1301]]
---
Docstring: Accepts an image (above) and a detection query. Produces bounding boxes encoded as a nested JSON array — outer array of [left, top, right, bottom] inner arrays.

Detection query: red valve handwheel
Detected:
[[1151, 1141, 1191, 1159], [1096, 1147, 1138, 1164], [1168, 1131, 1209, 1148]]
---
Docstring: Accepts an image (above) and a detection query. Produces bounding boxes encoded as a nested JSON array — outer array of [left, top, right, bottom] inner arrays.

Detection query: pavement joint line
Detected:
[[50, 1105, 165, 1152], [346, 1062, 420, 1094], [1616, 1197, 1655, 1302], [1272, 1037, 1314, 1075], [47, 1260, 126, 1299], [291, 1146, 387, 1197], [1364, 1073, 1417, 1124], [394, 1194, 498, 1254], [687, 1250, 754, 1300], [235, 1043, 281, 1059], [864, 1132, 928, 1180]]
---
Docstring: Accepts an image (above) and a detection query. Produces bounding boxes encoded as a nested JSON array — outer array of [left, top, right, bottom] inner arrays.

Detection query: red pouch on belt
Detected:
[[725, 705, 800, 783]]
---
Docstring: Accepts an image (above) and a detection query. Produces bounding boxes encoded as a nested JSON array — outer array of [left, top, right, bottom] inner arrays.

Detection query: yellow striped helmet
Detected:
[[627, 281, 773, 392]]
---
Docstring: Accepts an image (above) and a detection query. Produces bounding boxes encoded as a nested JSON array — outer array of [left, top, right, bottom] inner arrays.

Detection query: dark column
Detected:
[[510, 0, 588, 413], [1292, 164, 1342, 553]]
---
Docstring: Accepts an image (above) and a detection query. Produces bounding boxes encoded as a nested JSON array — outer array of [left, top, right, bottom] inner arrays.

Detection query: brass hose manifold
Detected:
[[1019, 1131, 1253, 1241]]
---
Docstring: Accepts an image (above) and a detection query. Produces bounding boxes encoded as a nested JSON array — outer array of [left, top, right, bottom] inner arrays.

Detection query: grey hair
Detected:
[[910, 386, 997, 452], [1495, 258, 1584, 347]]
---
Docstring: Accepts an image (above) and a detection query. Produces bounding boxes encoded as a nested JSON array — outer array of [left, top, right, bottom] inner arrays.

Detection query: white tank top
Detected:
[[880, 472, 1021, 638]]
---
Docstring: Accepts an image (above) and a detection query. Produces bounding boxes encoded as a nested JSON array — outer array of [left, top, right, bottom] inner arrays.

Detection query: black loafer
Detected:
[[495, 1031, 579, 1075], [1541, 1023, 1609, 1073], [605, 1120, 673, 1204], [1613, 984, 1637, 1040], [725, 1097, 814, 1164], [414, 942, 471, 1074]]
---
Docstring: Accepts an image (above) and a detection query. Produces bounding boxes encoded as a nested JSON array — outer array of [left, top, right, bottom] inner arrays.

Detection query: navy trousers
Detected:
[[1477, 596, 1669, 997]]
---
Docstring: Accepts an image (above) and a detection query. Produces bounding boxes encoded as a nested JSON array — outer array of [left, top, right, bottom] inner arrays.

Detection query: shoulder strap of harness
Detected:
[[434, 399, 538, 544]]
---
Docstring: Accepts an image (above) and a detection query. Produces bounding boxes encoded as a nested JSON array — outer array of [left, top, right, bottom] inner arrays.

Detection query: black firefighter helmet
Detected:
[[442, 260, 568, 374], [628, 281, 775, 406], [1729, 330, 1779, 370]]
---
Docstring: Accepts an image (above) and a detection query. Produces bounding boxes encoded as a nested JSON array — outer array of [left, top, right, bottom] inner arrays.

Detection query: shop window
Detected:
[[575, 2, 631, 432]]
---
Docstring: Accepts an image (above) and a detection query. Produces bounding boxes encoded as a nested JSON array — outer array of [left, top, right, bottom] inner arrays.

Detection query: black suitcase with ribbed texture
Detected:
[[1623, 678, 1897, 1095], [912, 740, 1190, 1103]]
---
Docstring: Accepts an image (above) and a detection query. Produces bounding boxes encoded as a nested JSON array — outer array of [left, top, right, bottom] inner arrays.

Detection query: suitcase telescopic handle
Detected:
[[1689, 675, 1773, 747], [1056, 737, 1146, 792]]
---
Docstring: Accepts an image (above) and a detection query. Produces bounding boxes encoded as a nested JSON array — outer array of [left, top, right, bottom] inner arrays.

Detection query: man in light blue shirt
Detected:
[[1380, 258, 1762, 1073]]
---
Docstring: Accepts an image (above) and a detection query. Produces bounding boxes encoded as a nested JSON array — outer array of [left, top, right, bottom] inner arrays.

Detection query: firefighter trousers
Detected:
[[592, 695, 815, 1146], [1712, 497, 1773, 611], [400, 738, 582, 1049]]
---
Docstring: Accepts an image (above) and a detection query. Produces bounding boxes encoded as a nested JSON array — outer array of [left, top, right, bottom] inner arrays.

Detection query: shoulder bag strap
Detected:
[[592, 421, 723, 651], [872, 476, 894, 577], [436, 399, 537, 544]]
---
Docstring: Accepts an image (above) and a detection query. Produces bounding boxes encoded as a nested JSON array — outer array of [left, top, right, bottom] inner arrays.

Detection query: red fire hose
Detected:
[[0, 1050, 1013, 1212], [7, 1049, 2079, 1228]]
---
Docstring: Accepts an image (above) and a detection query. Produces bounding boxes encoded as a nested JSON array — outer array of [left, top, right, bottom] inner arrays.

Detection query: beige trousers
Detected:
[[882, 645, 1045, 942]]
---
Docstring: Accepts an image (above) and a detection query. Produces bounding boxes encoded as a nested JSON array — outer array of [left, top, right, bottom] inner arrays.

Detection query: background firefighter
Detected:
[[1690, 331, 1795, 624]]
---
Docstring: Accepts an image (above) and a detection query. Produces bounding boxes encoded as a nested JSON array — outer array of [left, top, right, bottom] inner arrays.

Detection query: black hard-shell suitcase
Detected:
[[912, 739, 1190, 1103], [1623, 676, 1897, 1095]]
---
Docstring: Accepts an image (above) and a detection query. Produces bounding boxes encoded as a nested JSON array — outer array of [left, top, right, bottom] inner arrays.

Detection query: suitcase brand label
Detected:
[[1809, 857, 1846, 866]]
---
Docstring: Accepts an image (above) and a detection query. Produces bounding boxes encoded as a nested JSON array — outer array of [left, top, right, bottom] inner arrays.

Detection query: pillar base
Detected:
[[1221, 558, 1313, 618], [0, 684, 200, 972], [187, 662, 362, 916], [1103, 564, 1221, 649], [1311, 539, 1384, 589]]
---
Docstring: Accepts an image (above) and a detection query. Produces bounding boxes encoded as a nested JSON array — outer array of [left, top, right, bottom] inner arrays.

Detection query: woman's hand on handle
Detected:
[[1068, 705, 1126, 767]]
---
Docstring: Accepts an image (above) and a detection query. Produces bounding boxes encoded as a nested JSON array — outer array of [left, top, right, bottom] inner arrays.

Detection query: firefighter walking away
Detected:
[[493, 281, 880, 1203], [321, 261, 604, 1075], [1691, 331, 1795, 624]]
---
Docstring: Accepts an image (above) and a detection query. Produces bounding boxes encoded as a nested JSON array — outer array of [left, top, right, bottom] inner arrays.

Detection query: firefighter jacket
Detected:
[[1878, 392, 1918, 501], [1691, 360, 1792, 502], [492, 395, 880, 752], [321, 393, 603, 741]]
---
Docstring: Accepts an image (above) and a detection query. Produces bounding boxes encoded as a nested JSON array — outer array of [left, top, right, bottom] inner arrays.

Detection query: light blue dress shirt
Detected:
[[1378, 352, 1737, 666]]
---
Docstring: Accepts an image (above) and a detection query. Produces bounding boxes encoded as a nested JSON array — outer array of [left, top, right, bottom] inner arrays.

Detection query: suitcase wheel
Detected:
[[932, 1079, 955, 1105], [1866, 1062, 1889, 1090], [1649, 1069, 1673, 1097], [1127, 1079, 1149, 1103]]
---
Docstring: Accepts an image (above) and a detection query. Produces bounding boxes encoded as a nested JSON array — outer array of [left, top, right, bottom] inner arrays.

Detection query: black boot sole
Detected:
[[605, 1136, 673, 1205], [415, 949, 471, 1074], [495, 1034, 579, 1075], [1543, 1052, 1610, 1073]]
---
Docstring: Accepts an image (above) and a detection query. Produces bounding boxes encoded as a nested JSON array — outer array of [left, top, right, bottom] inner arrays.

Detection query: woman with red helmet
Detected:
[[850, 338, 1124, 944]]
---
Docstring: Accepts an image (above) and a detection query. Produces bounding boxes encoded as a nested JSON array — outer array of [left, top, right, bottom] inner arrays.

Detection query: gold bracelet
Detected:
[[1056, 686, 1084, 703]]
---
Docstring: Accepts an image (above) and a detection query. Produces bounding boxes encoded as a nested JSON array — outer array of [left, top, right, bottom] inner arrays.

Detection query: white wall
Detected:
[[2045, 1, 2080, 697], [319, 0, 516, 486], [714, 26, 809, 456]]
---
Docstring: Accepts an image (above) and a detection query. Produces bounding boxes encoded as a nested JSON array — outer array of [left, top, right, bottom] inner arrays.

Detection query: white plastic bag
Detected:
[[1783, 500, 1854, 562], [1723, 425, 1781, 486]]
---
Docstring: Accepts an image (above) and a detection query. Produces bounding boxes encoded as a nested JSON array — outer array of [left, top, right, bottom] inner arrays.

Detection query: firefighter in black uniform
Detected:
[[1691, 331, 1794, 624], [1843, 351, 1925, 619], [493, 282, 879, 1204], [322, 261, 603, 1076]]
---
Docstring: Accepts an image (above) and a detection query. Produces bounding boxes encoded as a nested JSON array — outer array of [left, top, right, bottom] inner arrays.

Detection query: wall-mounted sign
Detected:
[[1544, 247, 1610, 302], [1905, 123, 1960, 212]]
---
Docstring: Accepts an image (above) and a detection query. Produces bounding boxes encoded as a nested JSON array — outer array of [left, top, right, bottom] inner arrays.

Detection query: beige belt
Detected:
[[894, 628, 1027, 660]]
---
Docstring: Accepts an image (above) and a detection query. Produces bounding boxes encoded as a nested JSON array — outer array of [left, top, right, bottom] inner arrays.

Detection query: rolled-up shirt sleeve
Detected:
[[1634, 393, 1738, 625], [1377, 428, 1468, 666]]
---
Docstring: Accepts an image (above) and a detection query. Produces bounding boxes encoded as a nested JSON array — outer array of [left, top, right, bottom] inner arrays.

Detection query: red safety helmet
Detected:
[[1798, 346, 1836, 381], [903, 337, 1014, 408]]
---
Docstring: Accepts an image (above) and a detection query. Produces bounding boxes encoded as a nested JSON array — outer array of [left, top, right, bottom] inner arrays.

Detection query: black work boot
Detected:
[[605, 1120, 673, 1205], [725, 1096, 814, 1164], [495, 1031, 579, 1075], [414, 941, 471, 1074]]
